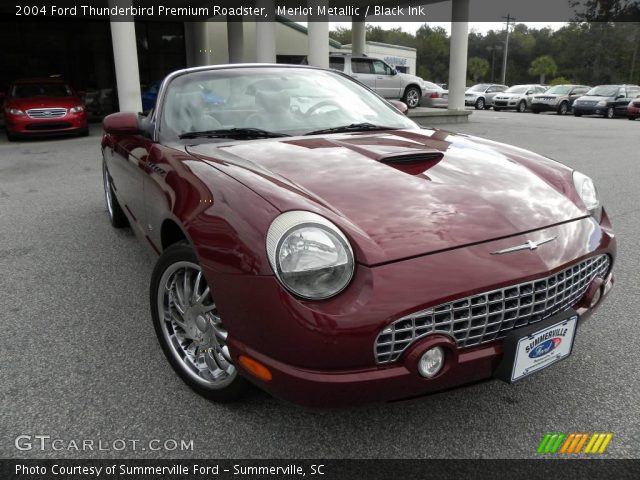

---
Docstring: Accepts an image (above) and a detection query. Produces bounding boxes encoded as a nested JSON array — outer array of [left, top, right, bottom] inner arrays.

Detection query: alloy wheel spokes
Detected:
[[159, 261, 235, 388]]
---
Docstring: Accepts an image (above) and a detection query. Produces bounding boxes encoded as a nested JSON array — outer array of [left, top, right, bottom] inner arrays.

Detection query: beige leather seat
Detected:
[[245, 91, 295, 131]]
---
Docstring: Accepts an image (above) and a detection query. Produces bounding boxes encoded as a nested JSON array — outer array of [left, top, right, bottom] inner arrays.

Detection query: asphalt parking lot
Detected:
[[0, 110, 638, 460]]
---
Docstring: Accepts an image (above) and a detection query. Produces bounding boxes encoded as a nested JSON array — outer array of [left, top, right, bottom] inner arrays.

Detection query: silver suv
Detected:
[[530, 85, 591, 115], [493, 84, 548, 112], [329, 54, 429, 108], [464, 83, 508, 110]]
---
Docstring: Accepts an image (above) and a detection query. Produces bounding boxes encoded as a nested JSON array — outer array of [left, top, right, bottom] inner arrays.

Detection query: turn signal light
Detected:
[[239, 355, 273, 382]]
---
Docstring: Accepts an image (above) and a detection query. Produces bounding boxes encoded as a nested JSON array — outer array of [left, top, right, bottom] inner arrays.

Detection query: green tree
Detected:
[[528, 55, 558, 83], [467, 57, 490, 82], [550, 76, 573, 85]]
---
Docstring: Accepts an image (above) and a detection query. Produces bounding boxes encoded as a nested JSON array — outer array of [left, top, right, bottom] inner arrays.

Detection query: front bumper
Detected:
[[210, 215, 615, 407], [5, 112, 87, 135], [494, 99, 520, 109], [530, 102, 560, 112], [573, 105, 606, 116], [628, 105, 640, 117]]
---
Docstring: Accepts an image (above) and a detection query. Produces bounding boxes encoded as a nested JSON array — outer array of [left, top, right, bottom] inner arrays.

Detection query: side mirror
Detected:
[[103, 112, 140, 135], [391, 69, 398, 76], [389, 100, 408, 115], [526, 90, 533, 95], [616, 95, 625, 99]]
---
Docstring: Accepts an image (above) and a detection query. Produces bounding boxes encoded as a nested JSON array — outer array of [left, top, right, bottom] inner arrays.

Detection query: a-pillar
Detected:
[[255, 0, 276, 63], [307, 0, 329, 68], [447, 0, 470, 111], [109, 0, 142, 112], [227, 17, 244, 63]]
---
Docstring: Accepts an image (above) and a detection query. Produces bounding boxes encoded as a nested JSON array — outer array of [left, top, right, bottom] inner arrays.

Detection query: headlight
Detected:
[[573, 171, 602, 222], [596, 100, 606, 106], [70, 105, 84, 113], [266, 211, 354, 300], [6, 108, 24, 116]]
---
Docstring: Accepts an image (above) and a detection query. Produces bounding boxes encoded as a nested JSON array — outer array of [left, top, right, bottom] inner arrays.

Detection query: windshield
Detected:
[[11, 83, 73, 98], [545, 85, 571, 94], [467, 84, 490, 92], [160, 67, 417, 141], [505, 86, 529, 94], [585, 86, 618, 97]]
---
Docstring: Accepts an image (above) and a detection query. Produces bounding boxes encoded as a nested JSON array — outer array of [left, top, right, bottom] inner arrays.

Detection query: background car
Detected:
[[100, 64, 615, 407], [573, 85, 640, 118], [530, 84, 591, 115], [464, 83, 508, 110], [627, 95, 640, 120], [422, 81, 448, 108], [493, 84, 547, 112], [3, 78, 88, 140], [329, 53, 429, 108]]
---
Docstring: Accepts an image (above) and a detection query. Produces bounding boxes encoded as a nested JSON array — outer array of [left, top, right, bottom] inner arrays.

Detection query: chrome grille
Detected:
[[375, 255, 610, 364], [26, 108, 67, 119]]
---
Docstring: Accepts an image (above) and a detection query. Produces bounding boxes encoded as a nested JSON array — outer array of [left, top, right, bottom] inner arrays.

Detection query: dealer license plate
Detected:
[[495, 310, 578, 383]]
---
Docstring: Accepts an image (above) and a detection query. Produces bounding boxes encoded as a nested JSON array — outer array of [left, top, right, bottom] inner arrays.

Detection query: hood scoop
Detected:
[[379, 151, 444, 175]]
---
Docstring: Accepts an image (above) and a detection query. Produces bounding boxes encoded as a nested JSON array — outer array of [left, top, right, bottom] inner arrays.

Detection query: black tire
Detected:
[[78, 127, 89, 137], [483, 104, 491, 110], [605, 107, 615, 119], [6, 131, 17, 142], [493, 107, 502, 112], [402, 86, 421, 109], [150, 242, 251, 403], [629, 116, 638, 121], [474, 98, 485, 110], [557, 102, 569, 115], [532, 110, 540, 114], [574, 112, 582, 117], [517, 100, 527, 113], [102, 160, 129, 228]]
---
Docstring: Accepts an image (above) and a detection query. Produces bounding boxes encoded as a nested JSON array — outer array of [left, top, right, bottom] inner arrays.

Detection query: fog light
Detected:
[[418, 346, 445, 378]]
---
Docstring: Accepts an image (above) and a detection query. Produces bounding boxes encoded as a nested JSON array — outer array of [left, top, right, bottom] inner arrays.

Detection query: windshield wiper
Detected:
[[179, 128, 290, 140], [305, 123, 398, 136]]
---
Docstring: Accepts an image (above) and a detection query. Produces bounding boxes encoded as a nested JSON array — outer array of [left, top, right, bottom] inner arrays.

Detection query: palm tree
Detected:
[[468, 57, 490, 83], [528, 56, 558, 84]]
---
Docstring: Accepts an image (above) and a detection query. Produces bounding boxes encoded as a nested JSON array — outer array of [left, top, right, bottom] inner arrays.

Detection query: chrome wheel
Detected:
[[404, 87, 420, 108], [103, 163, 114, 219], [157, 261, 236, 389], [475, 98, 485, 110], [606, 107, 614, 119]]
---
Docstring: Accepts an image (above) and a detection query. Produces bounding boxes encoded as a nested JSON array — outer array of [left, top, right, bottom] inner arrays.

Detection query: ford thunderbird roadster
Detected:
[[101, 65, 615, 407]]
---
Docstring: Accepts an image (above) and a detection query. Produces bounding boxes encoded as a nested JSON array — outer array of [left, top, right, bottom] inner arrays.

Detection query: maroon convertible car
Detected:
[[101, 65, 615, 407]]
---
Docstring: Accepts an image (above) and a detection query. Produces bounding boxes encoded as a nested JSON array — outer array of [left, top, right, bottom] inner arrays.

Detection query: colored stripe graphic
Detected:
[[537, 433, 613, 454]]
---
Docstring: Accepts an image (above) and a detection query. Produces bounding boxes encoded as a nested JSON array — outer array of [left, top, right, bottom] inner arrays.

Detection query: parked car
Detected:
[[627, 95, 640, 120], [573, 85, 640, 118], [422, 81, 448, 108], [329, 53, 429, 108], [3, 78, 88, 140], [493, 84, 547, 112], [464, 83, 508, 110], [101, 64, 615, 407], [530, 84, 591, 115]]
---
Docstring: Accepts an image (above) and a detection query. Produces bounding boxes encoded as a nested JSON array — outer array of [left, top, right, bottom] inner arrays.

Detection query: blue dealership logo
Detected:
[[529, 338, 562, 359]]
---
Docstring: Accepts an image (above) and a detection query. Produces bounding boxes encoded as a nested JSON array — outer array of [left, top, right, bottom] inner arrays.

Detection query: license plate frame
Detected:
[[495, 309, 579, 383]]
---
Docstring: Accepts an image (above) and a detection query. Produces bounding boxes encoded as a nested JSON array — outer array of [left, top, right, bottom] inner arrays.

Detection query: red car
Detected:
[[628, 97, 640, 120], [4, 78, 88, 140], [101, 65, 615, 407]]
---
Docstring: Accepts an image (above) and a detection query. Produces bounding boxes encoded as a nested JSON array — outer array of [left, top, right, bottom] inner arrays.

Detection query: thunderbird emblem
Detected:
[[491, 236, 557, 255]]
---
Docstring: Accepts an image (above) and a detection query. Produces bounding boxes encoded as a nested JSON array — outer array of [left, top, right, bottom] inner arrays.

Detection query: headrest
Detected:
[[255, 91, 290, 111]]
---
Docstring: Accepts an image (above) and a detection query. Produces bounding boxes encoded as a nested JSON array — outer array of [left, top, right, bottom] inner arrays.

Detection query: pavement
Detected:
[[0, 111, 638, 459]]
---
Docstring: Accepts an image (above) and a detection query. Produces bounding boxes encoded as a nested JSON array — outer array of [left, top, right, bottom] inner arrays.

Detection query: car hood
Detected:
[[495, 93, 524, 99], [398, 73, 425, 85], [7, 96, 81, 109], [186, 129, 584, 265]]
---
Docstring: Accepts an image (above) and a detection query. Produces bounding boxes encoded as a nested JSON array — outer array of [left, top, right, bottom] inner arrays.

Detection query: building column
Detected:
[[108, 0, 142, 112], [227, 17, 244, 63], [447, 0, 470, 111], [255, 0, 276, 63], [351, 15, 366, 56], [186, 22, 211, 67], [307, 0, 329, 68]]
